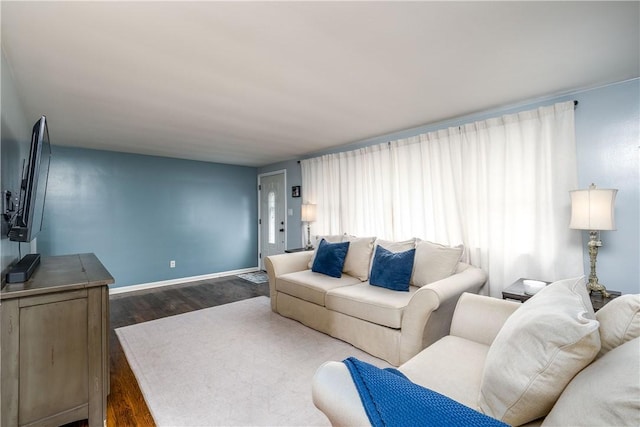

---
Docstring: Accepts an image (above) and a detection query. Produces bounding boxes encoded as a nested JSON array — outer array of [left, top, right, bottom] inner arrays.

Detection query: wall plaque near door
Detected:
[[292, 185, 301, 198]]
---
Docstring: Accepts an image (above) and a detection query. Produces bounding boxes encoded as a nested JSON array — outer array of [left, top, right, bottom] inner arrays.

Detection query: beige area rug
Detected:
[[116, 296, 389, 426]]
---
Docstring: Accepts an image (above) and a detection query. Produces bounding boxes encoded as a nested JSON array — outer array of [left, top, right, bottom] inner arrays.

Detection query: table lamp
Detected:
[[301, 203, 317, 250], [569, 183, 617, 297]]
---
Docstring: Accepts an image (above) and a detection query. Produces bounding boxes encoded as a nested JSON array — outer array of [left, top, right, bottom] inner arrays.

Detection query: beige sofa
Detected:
[[312, 277, 640, 426], [265, 237, 487, 366]]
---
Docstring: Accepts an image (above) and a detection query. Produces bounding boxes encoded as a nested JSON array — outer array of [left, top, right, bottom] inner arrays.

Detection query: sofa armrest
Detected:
[[265, 252, 314, 311], [399, 265, 487, 364], [265, 251, 313, 277], [312, 361, 370, 427], [450, 293, 520, 346]]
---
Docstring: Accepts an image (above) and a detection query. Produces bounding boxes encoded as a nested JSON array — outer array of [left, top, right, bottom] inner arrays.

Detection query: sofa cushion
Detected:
[[342, 236, 376, 281], [478, 276, 600, 426], [400, 335, 490, 410], [326, 283, 418, 329], [411, 239, 463, 286], [370, 246, 416, 292], [595, 293, 640, 358], [312, 239, 350, 278], [375, 238, 416, 253], [277, 270, 361, 306], [542, 337, 640, 427]]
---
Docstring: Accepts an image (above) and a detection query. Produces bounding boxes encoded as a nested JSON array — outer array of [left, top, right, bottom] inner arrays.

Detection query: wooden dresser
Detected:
[[1, 253, 114, 427]]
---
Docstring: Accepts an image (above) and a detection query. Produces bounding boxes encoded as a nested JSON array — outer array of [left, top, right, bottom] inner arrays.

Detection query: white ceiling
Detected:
[[2, 1, 638, 167]]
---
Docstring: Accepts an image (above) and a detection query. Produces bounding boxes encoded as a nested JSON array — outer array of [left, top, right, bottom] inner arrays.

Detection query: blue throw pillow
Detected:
[[311, 239, 350, 278], [369, 245, 416, 291]]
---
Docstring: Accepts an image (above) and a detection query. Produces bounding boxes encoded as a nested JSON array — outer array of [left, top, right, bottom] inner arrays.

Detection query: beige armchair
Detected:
[[312, 282, 640, 426]]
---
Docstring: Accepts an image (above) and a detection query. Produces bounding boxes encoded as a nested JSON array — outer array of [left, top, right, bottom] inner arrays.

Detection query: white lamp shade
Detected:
[[301, 203, 317, 222], [569, 187, 617, 231]]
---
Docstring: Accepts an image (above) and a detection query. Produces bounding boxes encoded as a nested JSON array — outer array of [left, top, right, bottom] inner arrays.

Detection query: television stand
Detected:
[[1, 253, 114, 427], [5, 253, 41, 283]]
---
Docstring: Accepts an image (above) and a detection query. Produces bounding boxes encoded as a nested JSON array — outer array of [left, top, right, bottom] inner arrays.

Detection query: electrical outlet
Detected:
[[170, 260, 175, 268]]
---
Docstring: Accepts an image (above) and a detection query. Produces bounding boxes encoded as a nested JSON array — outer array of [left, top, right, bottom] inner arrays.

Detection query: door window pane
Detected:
[[268, 192, 276, 244]]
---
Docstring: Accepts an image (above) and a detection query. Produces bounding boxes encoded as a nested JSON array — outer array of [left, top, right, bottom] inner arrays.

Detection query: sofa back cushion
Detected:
[[595, 293, 640, 358], [478, 277, 600, 426], [311, 239, 350, 278], [374, 238, 416, 253], [342, 236, 377, 281], [542, 337, 640, 427], [411, 239, 463, 286]]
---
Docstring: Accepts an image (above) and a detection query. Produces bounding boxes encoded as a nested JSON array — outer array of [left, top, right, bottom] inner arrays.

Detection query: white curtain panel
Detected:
[[301, 144, 394, 240], [301, 101, 583, 295]]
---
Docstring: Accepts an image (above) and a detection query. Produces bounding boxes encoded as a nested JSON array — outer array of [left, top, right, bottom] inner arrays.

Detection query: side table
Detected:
[[285, 248, 313, 253], [501, 278, 543, 303], [502, 278, 620, 311], [589, 290, 622, 312]]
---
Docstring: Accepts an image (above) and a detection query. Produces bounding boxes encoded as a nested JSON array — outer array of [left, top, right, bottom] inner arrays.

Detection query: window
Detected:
[[268, 191, 276, 244]]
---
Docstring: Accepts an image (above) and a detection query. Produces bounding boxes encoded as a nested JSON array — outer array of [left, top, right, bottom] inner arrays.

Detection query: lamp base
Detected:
[[585, 231, 610, 298], [587, 279, 610, 298], [305, 223, 313, 251]]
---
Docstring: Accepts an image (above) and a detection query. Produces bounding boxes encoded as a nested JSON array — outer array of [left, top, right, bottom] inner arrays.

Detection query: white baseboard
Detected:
[[108, 266, 261, 295]]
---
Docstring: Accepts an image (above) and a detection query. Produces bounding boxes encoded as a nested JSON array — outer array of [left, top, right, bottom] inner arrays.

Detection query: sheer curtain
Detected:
[[301, 101, 583, 296], [302, 144, 395, 239]]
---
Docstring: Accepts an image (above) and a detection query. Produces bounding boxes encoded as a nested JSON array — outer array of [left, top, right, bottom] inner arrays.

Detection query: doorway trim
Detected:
[[257, 169, 287, 269]]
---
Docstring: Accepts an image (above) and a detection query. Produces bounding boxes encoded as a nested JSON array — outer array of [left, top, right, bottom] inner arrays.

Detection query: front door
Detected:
[[259, 171, 286, 269]]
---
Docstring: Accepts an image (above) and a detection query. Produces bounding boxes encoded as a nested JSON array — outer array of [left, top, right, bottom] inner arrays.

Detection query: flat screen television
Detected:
[[9, 115, 51, 243]]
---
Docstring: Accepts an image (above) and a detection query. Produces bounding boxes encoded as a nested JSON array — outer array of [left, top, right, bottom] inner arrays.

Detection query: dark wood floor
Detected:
[[66, 274, 269, 427]]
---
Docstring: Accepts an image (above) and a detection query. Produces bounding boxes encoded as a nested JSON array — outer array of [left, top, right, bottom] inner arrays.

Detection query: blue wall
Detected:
[[38, 147, 258, 288], [261, 79, 639, 295], [573, 80, 639, 296]]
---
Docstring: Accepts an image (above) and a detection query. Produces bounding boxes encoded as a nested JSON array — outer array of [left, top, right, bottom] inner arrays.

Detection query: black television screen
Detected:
[[9, 116, 51, 242]]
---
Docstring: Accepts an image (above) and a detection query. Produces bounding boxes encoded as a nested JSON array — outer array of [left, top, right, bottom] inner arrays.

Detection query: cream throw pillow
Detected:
[[542, 337, 640, 427], [374, 238, 416, 253], [478, 276, 601, 426], [342, 236, 376, 281], [411, 239, 463, 286], [595, 293, 640, 358]]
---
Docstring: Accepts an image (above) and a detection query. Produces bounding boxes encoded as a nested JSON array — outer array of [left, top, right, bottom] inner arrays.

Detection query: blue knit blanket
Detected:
[[343, 357, 509, 427]]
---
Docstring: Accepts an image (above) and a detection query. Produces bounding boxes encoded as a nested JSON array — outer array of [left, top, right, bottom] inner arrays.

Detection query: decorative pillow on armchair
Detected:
[[311, 239, 350, 278], [478, 276, 600, 426], [595, 293, 640, 358], [542, 337, 640, 427]]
